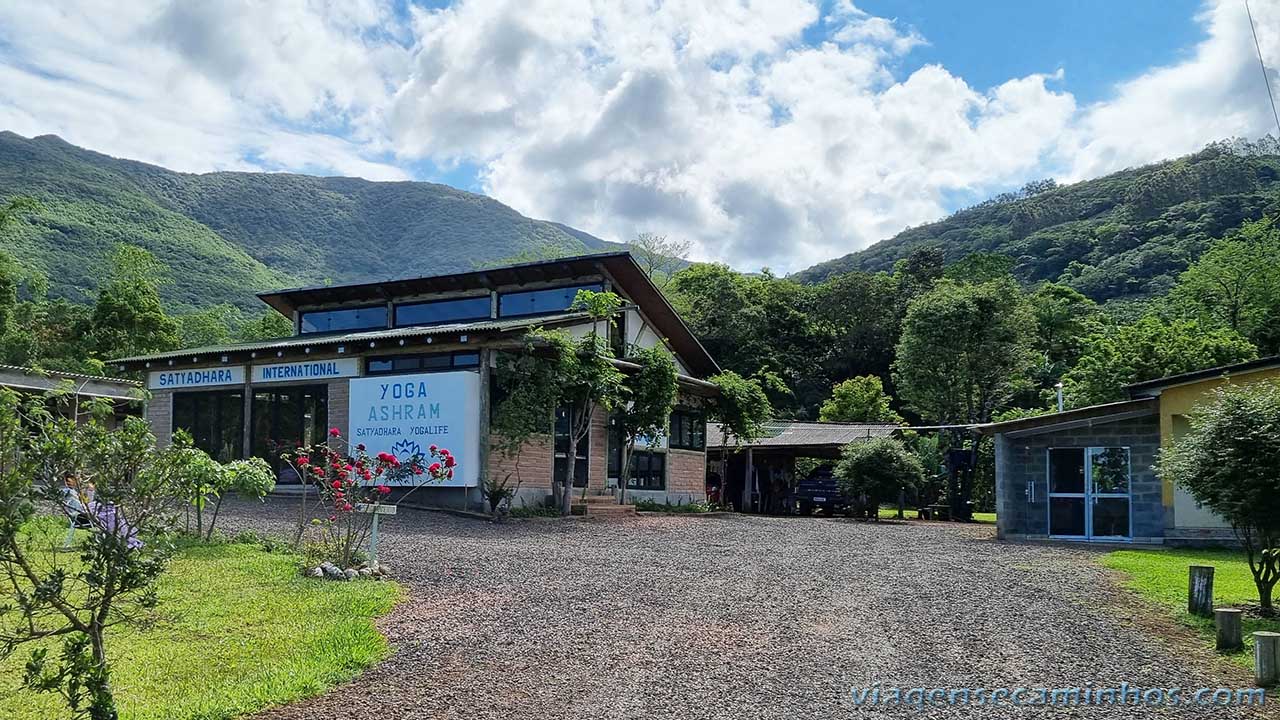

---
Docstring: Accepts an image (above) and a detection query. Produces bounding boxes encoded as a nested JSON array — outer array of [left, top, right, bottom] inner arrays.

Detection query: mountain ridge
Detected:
[[793, 140, 1280, 301], [0, 131, 620, 312]]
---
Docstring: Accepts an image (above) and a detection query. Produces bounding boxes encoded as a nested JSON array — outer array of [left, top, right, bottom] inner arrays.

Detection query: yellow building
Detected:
[[1126, 356, 1280, 544]]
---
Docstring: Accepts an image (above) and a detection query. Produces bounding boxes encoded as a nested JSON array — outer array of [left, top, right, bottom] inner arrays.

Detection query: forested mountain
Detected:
[[0, 132, 619, 312], [794, 140, 1280, 302]]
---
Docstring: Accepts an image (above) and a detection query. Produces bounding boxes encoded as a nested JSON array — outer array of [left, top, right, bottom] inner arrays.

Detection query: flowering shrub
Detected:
[[286, 429, 453, 568]]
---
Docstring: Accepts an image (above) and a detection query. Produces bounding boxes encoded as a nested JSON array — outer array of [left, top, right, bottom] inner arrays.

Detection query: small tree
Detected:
[[834, 437, 924, 519], [1160, 382, 1280, 612], [818, 375, 903, 423], [615, 345, 678, 504], [534, 290, 626, 515], [0, 390, 207, 719]]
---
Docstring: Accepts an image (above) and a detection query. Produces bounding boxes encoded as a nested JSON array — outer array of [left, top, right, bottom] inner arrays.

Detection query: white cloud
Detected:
[[1061, 0, 1280, 180], [0, 0, 1277, 272]]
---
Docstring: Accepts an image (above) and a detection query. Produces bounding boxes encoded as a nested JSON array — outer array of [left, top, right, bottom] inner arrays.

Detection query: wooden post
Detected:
[[742, 447, 753, 513], [897, 487, 905, 519], [1254, 631, 1280, 687], [1188, 565, 1215, 617], [1215, 608, 1243, 651]]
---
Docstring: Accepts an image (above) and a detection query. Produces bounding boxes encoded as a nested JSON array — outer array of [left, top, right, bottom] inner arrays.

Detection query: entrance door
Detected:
[[1047, 447, 1131, 540]]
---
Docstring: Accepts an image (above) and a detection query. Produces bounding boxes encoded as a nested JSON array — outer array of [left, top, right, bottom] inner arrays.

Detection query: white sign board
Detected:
[[253, 358, 359, 384], [149, 366, 245, 390], [347, 371, 480, 487]]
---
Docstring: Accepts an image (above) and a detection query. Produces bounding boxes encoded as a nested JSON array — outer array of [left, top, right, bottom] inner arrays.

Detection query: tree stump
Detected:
[[1215, 608, 1243, 651], [1255, 631, 1280, 687], [1188, 565, 1215, 617]]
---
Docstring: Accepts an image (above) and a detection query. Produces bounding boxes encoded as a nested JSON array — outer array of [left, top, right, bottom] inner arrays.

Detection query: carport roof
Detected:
[[707, 420, 899, 451]]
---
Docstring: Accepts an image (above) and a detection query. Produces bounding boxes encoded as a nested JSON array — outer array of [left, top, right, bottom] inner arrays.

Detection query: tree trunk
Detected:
[[88, 628, 118, 720], [1261, 581, 1274, 613], [205, 495, 224, 542]]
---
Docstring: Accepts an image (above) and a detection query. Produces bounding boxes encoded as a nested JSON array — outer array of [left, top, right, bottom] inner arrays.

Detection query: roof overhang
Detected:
[[976, 398, 1158, 439], [1126, 354, 1280, 398], [0, 365, 143, 402], [255, 252, 720, 378]]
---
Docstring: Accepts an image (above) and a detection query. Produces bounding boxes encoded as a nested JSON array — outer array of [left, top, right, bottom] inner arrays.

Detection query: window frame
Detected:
[[497, 282, 604, 318], [172, 388, 245, 462], [298, 304, 389, 335], [668, 407, 705, 451], [365, 351, 481, 376], [392, 295, 491, 328]]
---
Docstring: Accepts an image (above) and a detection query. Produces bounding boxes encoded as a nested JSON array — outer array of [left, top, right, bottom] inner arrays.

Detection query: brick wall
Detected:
[[147, 391, 173, 448], [325, 378, 349, 451], [667, 448, 707, 503], [996, 414, 1163, 541], [486, 430, 552, 491], [588, 405, 607, 491]]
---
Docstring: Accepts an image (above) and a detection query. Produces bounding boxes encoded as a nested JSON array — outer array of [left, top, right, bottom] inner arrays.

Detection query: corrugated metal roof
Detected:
[[0, 364, 141, 387], [110, 312, 590, 365], [707, 420, 899, 448]]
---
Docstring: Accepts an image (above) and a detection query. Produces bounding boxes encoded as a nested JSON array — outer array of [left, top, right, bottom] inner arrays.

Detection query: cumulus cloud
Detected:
[[1061, 0, 1280, 180], [0, 0, 1277, 271]]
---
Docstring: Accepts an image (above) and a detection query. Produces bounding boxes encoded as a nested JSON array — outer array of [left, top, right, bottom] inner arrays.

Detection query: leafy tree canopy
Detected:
[[893, 278, 1036, 424], [818, 375, 902, 424], [1060, 315, 1256, 407]]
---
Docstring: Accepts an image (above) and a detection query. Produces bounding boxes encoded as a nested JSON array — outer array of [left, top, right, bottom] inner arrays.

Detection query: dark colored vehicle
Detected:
[[791, 465, 848, 516]]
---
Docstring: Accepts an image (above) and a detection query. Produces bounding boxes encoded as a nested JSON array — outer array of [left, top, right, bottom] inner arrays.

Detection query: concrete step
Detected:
[[582, 494, 619, 504]]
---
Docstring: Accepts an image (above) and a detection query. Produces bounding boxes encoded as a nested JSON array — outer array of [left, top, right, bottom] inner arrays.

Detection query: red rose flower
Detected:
[[377, 485, 391, 495], [444, 455, 457, 468], [342, 502, 353, 512], [429, 444, 438, 452], [446, 468, 454, 479], [428, 462, 442, 473], [331, 480, 342, 489], [328, 514, 336, 522], [329, 427, 341, 437]]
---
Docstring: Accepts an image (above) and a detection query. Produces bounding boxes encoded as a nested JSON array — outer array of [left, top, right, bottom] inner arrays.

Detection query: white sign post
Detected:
[[347, 371, 480, 487], [355, 503, 396, 567]]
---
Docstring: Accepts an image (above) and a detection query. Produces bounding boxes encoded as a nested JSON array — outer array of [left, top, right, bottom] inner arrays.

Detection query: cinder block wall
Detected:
[[998, 414, 1162, 541]]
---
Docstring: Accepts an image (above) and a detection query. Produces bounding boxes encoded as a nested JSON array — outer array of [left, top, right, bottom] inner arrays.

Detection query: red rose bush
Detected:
[[286, 429, 453, 574]]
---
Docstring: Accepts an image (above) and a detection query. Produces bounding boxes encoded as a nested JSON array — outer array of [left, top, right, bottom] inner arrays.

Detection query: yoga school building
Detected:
[[112, 253, 720, 511]]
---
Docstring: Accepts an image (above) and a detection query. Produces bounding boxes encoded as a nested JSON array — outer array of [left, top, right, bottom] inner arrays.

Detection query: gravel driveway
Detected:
[[215, 498, 1271, 719]]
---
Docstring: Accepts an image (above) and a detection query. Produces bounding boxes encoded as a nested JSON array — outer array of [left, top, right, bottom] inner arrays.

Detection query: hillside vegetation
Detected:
[[795, 140, 1280, 302], [0, 132, 617, 312]]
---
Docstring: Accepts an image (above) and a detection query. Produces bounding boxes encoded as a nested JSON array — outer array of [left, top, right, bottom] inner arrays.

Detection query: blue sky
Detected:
[[850, 0, 1208, 104], [0, 0, 1277, 271]]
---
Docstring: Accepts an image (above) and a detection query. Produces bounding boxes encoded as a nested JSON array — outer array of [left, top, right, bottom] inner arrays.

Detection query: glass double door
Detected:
[[1048, 447, 1131, 540]]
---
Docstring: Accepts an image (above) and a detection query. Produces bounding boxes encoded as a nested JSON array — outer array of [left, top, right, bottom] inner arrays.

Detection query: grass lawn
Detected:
[[0, 520, 401, 720], [1103, 547, 1280, 675], [875, 506, 997, 524]]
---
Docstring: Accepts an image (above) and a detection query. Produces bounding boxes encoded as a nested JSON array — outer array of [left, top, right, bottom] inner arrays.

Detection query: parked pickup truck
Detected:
[[791, 466, 848, 516]]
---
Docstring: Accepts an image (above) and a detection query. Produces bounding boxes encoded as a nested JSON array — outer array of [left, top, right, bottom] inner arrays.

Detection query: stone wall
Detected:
[[996, 413, 1163, 542]]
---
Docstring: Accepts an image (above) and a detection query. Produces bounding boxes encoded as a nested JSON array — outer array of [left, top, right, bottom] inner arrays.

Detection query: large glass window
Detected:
[[669, 408, 705, 451], [498, 283, 603, 318], [250, 385, 328, 482], [554, 405, 589, 488], [394, 296, 490, 327], [606, 415, 667, 490], [299, 305, 388, 334], [172, 390, 244, 462], [366, 352, 480, 375]]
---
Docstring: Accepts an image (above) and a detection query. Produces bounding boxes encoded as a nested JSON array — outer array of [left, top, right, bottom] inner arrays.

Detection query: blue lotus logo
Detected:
[[390, 439, 422, 461]]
